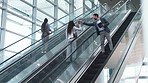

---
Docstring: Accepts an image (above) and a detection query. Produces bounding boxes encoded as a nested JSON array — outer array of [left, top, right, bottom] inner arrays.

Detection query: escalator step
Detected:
[[82, 73, 94, 80], [94, 59, 105, 64], [78, 80, 90, 83], [97, 55, 108, 59], [87, 68, 98, 74], [90, 64, 102, 69]]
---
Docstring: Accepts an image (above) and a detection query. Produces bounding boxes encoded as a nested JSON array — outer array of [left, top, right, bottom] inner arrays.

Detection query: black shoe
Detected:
[[100, 52, 105, 55], [107, 50, 112, 54]]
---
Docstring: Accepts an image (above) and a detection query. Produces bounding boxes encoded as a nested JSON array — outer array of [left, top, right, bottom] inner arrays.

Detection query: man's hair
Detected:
[[93, 13, 99, 17]]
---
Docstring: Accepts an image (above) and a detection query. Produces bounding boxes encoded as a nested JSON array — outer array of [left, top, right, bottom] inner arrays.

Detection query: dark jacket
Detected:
[[83, 18, 110, 35]]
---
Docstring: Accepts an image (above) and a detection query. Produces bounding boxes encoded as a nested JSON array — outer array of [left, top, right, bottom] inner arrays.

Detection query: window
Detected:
[[7, 0, 32, 20], [36, 11, 54, 25], [6, 13, 32, 36], [58, 0, 69, 13], [37, 0, 54, 17]]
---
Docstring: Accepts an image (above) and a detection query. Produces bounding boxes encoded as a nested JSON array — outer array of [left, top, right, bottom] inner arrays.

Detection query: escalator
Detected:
[[38, 12, 136, 83], [0, 3, 108, 83], [19, 1, 136, 83], [77, 12, 136, 83]]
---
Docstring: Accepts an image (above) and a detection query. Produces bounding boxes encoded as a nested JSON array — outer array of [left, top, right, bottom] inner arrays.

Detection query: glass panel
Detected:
[[24, 0, 33, 4], [58, 9, 67, 19], [36, 11, 54, 25], [7, 0, 32, 20], [58, 0, 69, 13], [35, 26, 42, 40], [85, 0, 92, 9], [6, 13, 32, 37], [37, 0, 54, 17], [4, 31, 22, 47], [57, 22, 64, 29], [3, 50, 16, 63], [4, 31, 31, 54]]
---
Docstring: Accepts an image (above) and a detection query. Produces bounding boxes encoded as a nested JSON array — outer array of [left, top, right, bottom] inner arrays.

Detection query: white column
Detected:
[[54, 0, 58, 30], [142, 0, 148, 54], [0, 0, 8, 62], [31, 0, 37, 44], [69, 0, 74, 20]]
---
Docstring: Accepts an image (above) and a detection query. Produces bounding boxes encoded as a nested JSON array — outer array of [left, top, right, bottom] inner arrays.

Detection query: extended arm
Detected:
[[73, 26, 82, 31], [83, 22, 94, 26]]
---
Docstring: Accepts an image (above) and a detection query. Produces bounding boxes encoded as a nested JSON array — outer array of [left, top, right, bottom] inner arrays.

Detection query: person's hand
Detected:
[[49, 31, 52, 34], [102, 23, 105, 26], [78, 20, 83, 24]]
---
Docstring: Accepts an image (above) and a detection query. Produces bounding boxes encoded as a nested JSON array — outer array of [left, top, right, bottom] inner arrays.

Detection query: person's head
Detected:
[[93, 13, 99, 20], [41, 18, 48, 30], [67, 21, 75, 34], [44, 18, 48, 24]]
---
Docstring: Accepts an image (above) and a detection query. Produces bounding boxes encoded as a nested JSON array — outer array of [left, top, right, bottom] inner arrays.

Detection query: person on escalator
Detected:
[[79, 13, 113, 55], [41, 18, 52, 53], [66, 21, 82, 56]]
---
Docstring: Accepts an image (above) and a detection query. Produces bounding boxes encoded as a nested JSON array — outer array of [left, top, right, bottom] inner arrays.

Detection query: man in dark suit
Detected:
[[81, 13, 113, 55]]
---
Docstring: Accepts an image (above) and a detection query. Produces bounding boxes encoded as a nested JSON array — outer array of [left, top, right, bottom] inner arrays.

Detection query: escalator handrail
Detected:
[[22, 1, 127, 82], [0, 3, 104, 52], [0, 4, 104, 66]]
